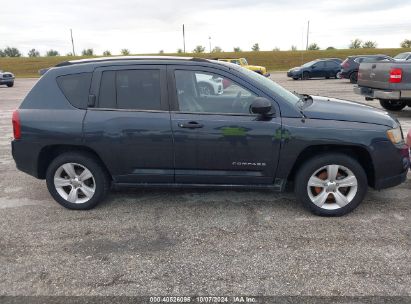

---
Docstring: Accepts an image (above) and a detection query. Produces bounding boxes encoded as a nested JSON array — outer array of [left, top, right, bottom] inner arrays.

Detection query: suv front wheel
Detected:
[[46, 152, 110, 210], [295, 153, 367, 216]]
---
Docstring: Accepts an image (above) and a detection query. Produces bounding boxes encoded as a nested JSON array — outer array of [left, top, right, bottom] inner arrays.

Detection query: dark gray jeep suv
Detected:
[[11, 57, 410, 216]]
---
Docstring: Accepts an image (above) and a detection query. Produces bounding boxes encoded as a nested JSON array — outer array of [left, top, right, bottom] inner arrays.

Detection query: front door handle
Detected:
[[178, 121, 204, 129]]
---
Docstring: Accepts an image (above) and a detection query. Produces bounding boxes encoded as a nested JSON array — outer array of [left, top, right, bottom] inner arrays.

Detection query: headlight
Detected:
[[386, 127, 404, 144]]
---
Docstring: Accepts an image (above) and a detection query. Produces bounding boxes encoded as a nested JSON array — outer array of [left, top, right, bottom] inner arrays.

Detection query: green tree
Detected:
[[400, 39, 411, 48], [46, 49, 59, 56], [193, 45, 205, 53], [290, 45, 297, 51], [177, 48, 183, 54], [0, 49, 4, 57], [272, 47, 280, 51], [251, 43, 260, 51], [103, 50, 111, 56], [81, 48, 94, 56], [233, 47, 242, 52], [349, 39, 362, 49], [3, 47, 21, 57], [212, 46, 223, 53], [121, 49, 130, 55], [326, 46, 335, 50], [28, 48, 40, 57], [362, 41, 377, 48], [307, 43, 320, 50]]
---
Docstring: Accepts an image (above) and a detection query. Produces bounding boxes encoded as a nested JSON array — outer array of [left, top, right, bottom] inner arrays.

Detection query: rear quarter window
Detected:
[[56, 73, 92, 109]]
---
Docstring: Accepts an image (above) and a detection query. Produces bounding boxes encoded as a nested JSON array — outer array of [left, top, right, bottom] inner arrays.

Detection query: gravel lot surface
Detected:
[[0, 75, 410, 296]]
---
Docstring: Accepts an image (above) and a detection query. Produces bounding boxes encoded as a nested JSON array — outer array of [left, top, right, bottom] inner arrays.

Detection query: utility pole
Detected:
[[70, 29, 76, 56], [306, 21, 310, 50], [209, 36, 211, 53], [182, 24, 186, 53]]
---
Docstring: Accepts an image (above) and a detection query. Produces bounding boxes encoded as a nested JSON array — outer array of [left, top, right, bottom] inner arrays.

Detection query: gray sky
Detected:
[[1, 0, 411, 56]]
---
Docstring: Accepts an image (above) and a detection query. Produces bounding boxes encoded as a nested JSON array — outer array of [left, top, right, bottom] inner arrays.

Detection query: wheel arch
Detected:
[[286, 144, 375, 188], [37, 145, 112, 180]]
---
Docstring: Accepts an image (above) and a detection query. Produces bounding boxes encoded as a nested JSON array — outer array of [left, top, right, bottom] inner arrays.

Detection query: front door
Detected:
[[168, 66, 282, 185], [84, 65, 174, 184]]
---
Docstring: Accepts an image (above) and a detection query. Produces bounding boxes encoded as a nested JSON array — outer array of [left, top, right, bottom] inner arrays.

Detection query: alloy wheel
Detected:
[[307, 164, 358, 210], [54, 163, 96, 204]]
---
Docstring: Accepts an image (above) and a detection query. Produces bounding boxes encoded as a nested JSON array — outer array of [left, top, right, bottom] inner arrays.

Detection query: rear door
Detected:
[[311, 61, 325, 77], [167, 65, 282, 185], [84, 65, 174, 184]]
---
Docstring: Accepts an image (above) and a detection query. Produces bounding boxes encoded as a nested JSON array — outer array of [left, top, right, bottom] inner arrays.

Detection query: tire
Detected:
[[46, 152, 110, 210], [349, 72, 358, 84], [292, 77, 299, 81], [198, 82, 214, 96], [6, 82, 14, 87], [379, 99, 406, 111], [335, 72, 341, 79], [295, 153, 367, 216], [302, 72, 310, 80]]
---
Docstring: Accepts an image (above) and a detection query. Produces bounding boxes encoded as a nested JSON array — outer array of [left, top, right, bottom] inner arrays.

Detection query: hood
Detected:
[[302, 96, 397, 128], [289, 67, 301, 72]]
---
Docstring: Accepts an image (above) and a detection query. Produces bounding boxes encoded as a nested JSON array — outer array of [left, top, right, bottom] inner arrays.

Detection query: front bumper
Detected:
[[354, 85, 411, 100], [372, 141, 410, 190]]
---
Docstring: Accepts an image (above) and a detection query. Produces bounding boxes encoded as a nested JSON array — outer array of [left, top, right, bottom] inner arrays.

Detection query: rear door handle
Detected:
[[178, 121, 204, 129]]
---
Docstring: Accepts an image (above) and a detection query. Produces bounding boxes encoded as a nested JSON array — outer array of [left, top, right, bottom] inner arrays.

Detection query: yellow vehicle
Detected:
[[218, 58, 270, 77]]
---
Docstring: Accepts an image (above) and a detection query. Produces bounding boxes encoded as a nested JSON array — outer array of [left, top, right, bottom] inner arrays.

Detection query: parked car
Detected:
[[12, 57, 409, 216], [287, 59, 341, 80], [217, 58, 270, 77], [340, 55, 390, 84], [394, 52, 411, 61], [0, 70, 15, 87], [196, 73, 223, 95], [354, 60, 411, 111]]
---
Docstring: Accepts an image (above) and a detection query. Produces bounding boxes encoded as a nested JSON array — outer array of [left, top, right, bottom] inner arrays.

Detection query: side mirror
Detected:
[[250, 97, 273, 116]]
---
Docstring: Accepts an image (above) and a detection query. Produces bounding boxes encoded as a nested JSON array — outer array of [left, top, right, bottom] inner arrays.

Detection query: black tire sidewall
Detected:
[[46, 152, 110, 210], [295, 154, 367, 216], [379, 100, 406, 111], [349, 72, 358, 83]]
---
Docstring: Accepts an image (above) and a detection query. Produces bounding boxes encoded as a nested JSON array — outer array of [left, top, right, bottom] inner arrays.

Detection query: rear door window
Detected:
[[98, 69, 161, 110], [56, 73, 92, 109]]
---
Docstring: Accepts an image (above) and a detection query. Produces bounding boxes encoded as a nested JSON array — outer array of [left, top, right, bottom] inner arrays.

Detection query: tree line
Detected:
[[1, 39, 410, 57]]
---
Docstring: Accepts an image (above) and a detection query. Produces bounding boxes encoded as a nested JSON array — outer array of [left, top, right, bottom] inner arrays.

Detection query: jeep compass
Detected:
[[11, 57, 410, 216]]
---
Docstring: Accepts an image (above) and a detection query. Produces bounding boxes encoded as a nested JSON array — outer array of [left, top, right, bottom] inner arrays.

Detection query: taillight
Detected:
[[12, 110, 21, 140], [389, 68, 402, 83]]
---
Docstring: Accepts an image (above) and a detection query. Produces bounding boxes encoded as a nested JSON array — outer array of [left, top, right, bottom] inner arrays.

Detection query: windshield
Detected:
[[301, 60, 316, 68], [240, 58, 248, 65], [394, 53, 410, 60], [238, 66, 300, 106]]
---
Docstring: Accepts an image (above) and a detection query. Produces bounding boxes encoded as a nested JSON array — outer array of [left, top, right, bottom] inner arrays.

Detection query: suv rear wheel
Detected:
[[46, 152, 110, 210], [379, 100, 407, 111], [295, 153, 367, 216], [349, 72, 358, 84]]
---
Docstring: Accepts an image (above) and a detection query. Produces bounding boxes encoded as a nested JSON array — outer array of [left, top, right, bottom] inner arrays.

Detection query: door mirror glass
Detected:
[[250, 97, 272, 115]]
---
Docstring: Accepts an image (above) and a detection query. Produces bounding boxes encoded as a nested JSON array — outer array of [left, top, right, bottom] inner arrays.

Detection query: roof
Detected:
[[55, 56, 209, 67]]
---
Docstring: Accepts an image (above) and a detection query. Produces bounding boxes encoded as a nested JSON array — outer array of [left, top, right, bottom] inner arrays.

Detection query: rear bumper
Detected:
[[264, 73, 271, 78], [354, 85, 411, 100], [12, 140, 42, 179], [0, 79, 14, 84]]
